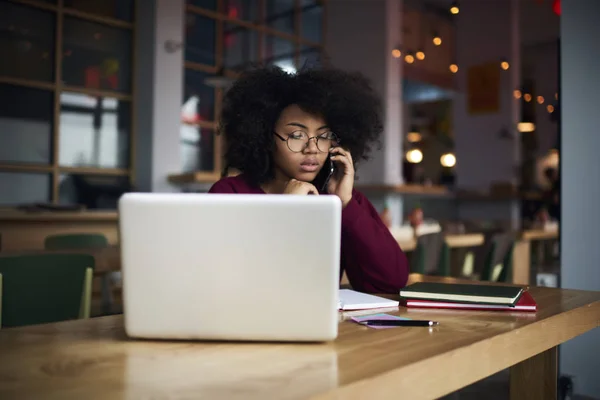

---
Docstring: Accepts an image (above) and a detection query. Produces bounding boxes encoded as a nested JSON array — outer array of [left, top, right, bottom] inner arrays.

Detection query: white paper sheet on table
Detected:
[[338, 289, 399, 311]]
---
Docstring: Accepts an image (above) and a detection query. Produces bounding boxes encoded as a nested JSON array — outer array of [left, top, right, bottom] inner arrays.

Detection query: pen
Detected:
[[362, 320, 438, 327]]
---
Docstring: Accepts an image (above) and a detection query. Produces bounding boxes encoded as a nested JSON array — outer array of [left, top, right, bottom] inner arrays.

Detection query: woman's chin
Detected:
[[294, 170, 319, 182]]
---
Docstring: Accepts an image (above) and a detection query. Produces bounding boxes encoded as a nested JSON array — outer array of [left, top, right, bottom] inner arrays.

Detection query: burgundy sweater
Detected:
[[208, 174, 409, 294]]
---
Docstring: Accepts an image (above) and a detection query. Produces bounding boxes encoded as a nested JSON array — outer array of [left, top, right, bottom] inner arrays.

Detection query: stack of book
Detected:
[[399, 282, 537, 312]]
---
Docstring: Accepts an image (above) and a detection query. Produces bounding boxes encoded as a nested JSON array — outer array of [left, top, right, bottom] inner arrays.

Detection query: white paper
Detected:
[[338, 289, 399, 311]]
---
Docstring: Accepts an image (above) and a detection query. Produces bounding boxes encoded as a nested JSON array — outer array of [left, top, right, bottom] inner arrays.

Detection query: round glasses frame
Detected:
[[274, 131, 339, 153]]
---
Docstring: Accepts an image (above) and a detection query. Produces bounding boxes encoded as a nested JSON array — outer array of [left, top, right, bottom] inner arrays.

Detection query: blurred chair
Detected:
[[44, 233, 108, 250], [479, 232, 516, 283], [0, 254, 93, 328], [44, 233, 115, 315], [411, 232, 450, 276]]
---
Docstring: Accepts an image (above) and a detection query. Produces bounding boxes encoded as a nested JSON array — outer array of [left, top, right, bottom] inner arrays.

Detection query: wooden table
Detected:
[[396, 230, 560, 286], [512, 229, 559, 285], [397, 233, 485, 252], [1, 275, 598, 400], [0, 210, 119, 252]]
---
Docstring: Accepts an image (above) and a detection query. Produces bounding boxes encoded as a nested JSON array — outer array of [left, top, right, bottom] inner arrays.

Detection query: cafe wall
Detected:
[[560, 1, 600, 396], [452, 0, 521, 192], [134, 0, 184, 193], [325, 0, 404, 227]]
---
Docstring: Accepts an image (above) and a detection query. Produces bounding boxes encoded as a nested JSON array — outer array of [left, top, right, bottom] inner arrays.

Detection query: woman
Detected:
[[209, 66, 409, 294]]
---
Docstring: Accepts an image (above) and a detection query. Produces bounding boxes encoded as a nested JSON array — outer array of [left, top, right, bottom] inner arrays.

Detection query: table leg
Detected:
[[510, 346, 557, 400], [512, 240, 531, 285], [101, 274, 114, 315]]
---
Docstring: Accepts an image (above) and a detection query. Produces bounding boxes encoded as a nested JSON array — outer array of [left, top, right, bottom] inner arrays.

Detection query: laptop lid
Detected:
[[118, 193, 341, 342]]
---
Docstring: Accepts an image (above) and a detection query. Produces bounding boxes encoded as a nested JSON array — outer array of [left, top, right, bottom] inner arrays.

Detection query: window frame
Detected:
[[0, 0, 137, 205], [180, 0, 327, 182]]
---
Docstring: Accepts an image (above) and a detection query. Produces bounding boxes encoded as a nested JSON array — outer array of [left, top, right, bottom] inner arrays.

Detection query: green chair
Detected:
[[44, 233, 115, 315], [411, 232, 451, 276], [44, 233, 108, 250], [0, 254, 94, 328]]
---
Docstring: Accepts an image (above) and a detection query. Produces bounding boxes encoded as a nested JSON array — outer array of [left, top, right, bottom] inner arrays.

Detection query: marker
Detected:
[[362, 319, 438, 327]]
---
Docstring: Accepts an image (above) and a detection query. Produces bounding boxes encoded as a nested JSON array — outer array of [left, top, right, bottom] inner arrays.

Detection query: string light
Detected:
[[537, 96, 545, 104], [500, 60, 510, 70], [547, 105, 555, 113], [523, 93, 532, 102], [391, 49, 401, 58], [449, 64, 458, 73], [513, 90, 522, 99], [433, 34, 442, 46], [405, 53, 415, 64], [416, 50, 425, 60], [450, 1, 459, 14]]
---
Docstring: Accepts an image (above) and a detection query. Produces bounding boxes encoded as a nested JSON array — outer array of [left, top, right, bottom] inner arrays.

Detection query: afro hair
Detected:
[[219, 65, 383, 184]]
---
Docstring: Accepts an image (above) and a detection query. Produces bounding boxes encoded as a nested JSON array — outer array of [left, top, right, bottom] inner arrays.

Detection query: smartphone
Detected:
[[320, 154, 336, 193]]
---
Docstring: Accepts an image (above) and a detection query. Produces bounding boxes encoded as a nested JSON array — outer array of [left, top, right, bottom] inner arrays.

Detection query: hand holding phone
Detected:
[[320, 154, 336, 192], [325, 146, 354, 207]]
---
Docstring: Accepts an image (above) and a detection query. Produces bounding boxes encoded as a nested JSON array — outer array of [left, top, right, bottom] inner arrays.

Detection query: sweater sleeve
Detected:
[[340, 190, 409, 294]]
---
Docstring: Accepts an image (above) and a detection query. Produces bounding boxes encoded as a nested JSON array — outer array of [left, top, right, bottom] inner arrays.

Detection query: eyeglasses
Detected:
[[274, 131, 339, 153]]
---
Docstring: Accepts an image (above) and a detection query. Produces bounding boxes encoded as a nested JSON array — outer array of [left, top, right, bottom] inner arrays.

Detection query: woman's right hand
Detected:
[[283, 179, 319, 195]]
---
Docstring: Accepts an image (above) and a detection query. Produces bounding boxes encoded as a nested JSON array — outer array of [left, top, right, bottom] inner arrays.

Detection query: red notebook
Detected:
[[404, 291, 537, 312]]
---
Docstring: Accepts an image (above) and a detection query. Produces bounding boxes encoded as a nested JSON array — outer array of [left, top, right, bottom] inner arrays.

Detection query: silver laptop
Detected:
[[118, 192, 341, 342]]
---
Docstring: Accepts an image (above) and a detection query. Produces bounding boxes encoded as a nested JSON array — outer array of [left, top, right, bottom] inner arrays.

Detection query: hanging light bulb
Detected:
[[513, 89, 522, 99], [518, 122, 536, 133], [500, 59, 510, 70], [433, 32, 442, 46], [407, 126, 422, 143], [391, 48, 401, 58], [440, 153, 456, 168], [449, 63, 458, 73], [547, 105, 555, 113], [416, 49, 425, 60], [537, 96, 545, 104], [450, 1, 459, 14], [406, 149, 423, 163], [405, 52, 415, 64], [523, 93, 532, 102]]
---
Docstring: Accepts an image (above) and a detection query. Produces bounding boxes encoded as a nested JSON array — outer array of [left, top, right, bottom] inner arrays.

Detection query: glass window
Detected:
[[0, 172, 51, 206], [62, 17, 133, 93], [263, 36, 296, 73], [183, 69, 215, 123], [185, 13, 216, 66], [58, 92, 131, 169], [299, 46, 321, 70], [223, 0, 260, 22], [300, 2, 322, 43], [58, 173, 131, 209], [266, 0, 295, 34], [181, 126, 214, 172], [0, 84, 53, 165], [0, 2, 55, 82], [64, 0, 134, 22], [223, 23, 260, 71], [187, 0, 217, 10]]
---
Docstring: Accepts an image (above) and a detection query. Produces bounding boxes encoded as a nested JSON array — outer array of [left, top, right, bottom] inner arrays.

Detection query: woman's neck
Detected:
[[261, 170, 289, 194]]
